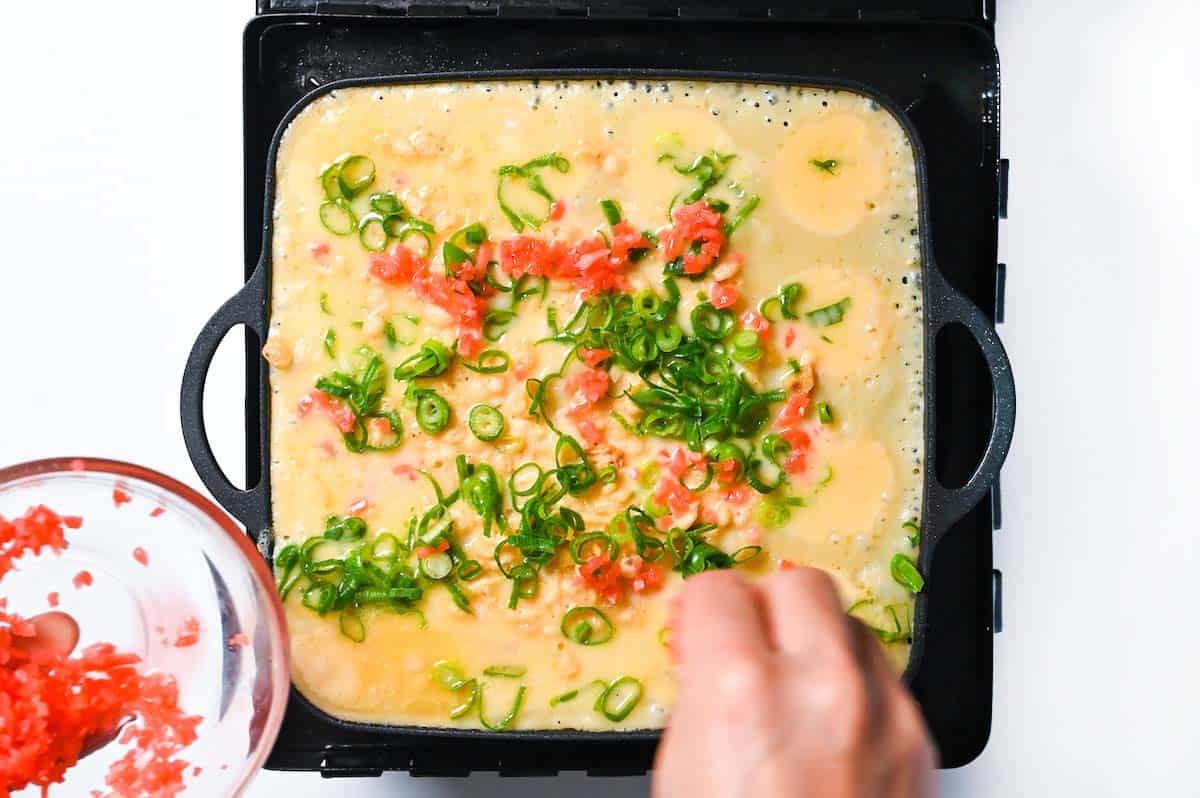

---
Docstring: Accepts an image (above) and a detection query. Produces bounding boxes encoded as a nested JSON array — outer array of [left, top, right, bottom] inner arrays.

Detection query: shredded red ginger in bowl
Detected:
[[0, 506, 203, 798]]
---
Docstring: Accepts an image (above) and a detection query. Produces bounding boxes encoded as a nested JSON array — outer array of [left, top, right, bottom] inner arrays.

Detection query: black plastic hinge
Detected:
[[319, 750, 391, 778], [991, 569, 1003, 633], [998, 157, 1009, 219], [313, 1, 384, 13], [994, 262, 1006, 324], [990, 475, 1001, 531]]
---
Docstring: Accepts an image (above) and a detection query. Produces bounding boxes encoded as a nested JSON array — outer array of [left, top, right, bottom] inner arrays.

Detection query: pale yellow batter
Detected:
[[265, 80, 925, 731]]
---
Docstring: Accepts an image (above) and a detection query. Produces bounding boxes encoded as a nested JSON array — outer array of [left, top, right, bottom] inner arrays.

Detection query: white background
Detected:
[[2, 1, 1197, 795]]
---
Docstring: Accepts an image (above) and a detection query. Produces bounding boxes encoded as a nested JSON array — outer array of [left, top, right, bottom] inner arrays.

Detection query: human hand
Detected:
[[653, 567, 936, 798]]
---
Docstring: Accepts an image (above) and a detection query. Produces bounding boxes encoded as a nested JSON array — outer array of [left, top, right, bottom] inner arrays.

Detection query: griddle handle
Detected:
[[180, 262, 270, 532], [926, 268, 1017, 532]]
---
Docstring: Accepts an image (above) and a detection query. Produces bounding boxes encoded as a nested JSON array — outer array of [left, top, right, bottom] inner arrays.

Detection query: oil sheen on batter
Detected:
[[265, 80, 926, 731]]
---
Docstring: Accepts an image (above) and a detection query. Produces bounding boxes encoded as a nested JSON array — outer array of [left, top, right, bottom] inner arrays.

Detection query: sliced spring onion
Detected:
[[724, 193, 760, 234], [449, 678, 480, 719], [323, 514, 367, 541], [419, 551, 453, 580], [301, 582, 335, 614], [632, 289, 662, 318], [903, 520, 922, 548], [570, 532, 617, 564], [394, 340, 453, 380], [389, 217, 435, 256], [319, 292, 331, 315], [655, 323, 683, 352], [637, 461, 661, 489], [754, 498, 792, 529], [731, 545, 763, 564], [338, 610, 366, 643], [443, 240, 471, 267], [358, 213, 389, 252], [368, 191, 405, 216], [599, 199, 622, 225], [595, 676, 643, 722], [320, 156, 347, 200], [444, 581, 471, 614], [461, 349, 510, 374], [323, 328, 336, 358], [275, 544, 300, 570], [549, 688, 579, 707], [337, 155, 376, 198], [810, 158, 839, 175], [508, 462, 544, 499], [318, 198, 357, 235], [483, 309, 517, 342], [779, 283, 804, 319], [554, 434, 596, 495], [762, 432, 791, 467], [849, 601, 912, 644], [415, 391, 451, 433], [746, 457, 785, 494], [274, 544, 303, 599], [846, 598, 873, 616], [678, 541, 735, 578], [561, 606, 615, 646], [663, 149, 736, 205], [690, 302, 734, 341], [817, 401, 834, 424], [456, 221, 488, 246], [456, 559, 483, 581], [758, 296, 782, 322], [506, 564, 539, 609], [890, 553, 925, 593], [468, 404, 505, 442], [433, 660, 469, 691], [483, 664, 527, 679], [478, 683, 527, 731], [496, 152, 570, 232], [805, 297, 851, 327], [730, 329, 762, 363], [364, 532, 401, 560]]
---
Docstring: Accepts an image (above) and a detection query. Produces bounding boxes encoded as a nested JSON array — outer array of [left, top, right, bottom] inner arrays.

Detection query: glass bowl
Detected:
[[0, 457, 289, 797]]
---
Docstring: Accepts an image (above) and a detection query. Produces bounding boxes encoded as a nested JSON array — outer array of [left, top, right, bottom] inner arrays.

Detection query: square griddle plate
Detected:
[[241, 1, 1005, 775]]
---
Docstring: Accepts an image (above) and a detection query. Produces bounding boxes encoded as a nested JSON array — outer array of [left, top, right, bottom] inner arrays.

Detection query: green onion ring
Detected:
[[561, 606, 615, 646], [478, 683, 527, 731], [570, 532, 618, 564], [461, 350, 511, 374], [595, 676, 643, 722]]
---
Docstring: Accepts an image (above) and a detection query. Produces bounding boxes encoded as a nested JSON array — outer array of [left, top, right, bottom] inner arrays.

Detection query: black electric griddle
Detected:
[[181, 0, 1012, 777]]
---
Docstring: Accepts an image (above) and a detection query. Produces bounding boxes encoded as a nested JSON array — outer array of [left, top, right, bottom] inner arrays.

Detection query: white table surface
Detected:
[[2, 0, 1197, 795]]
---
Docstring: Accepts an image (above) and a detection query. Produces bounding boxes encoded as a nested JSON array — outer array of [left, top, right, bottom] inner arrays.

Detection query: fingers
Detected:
[[11, 611, 80, 658], [672, 569, 770, 667], [757, 566, 854, 657]]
